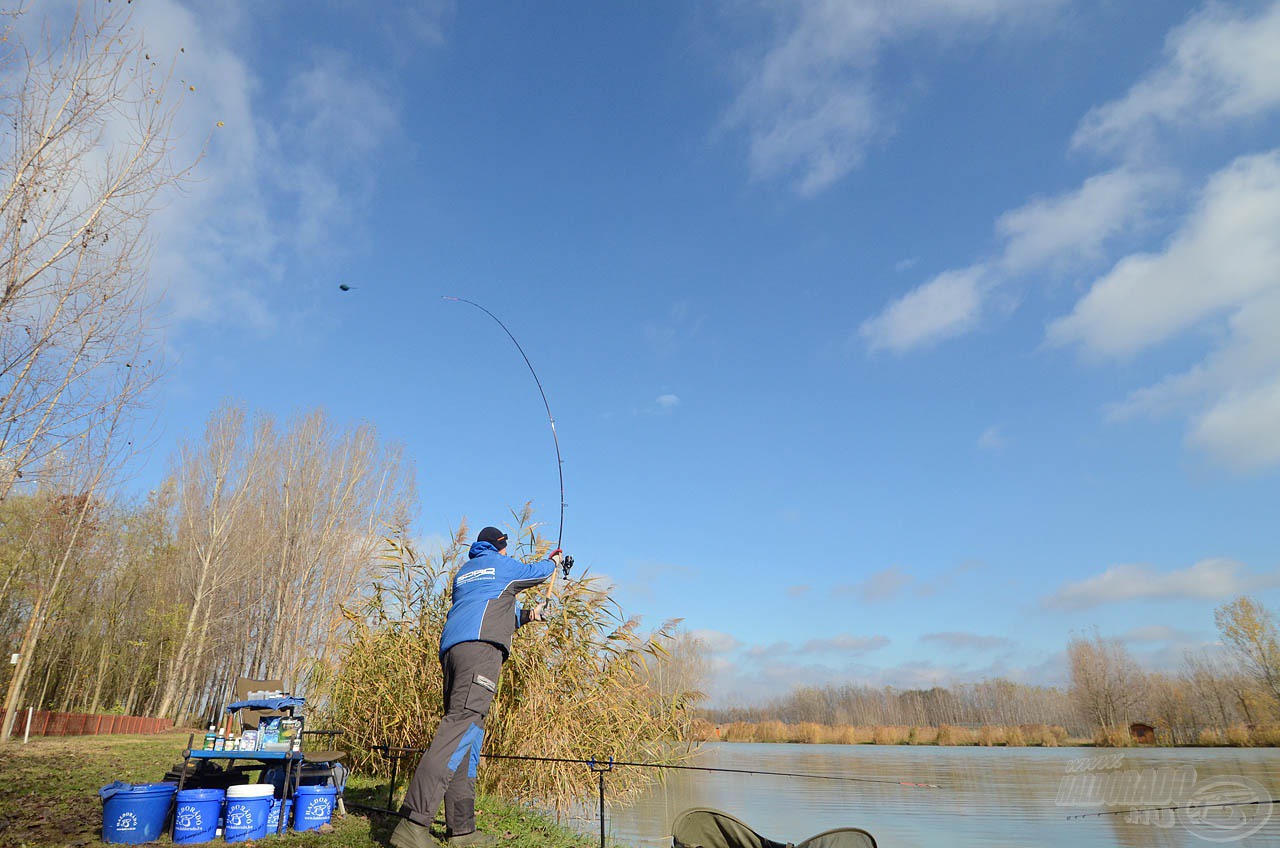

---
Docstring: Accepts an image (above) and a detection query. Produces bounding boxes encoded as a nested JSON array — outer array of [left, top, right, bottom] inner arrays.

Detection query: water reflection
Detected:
[[587, 744, 1280, 847]]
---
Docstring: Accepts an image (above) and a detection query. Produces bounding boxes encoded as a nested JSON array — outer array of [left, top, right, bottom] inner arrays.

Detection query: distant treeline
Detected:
[[699, 597, 1280, 747], [702, 680, 1080, 736], [697, 720, 1071, 747], [705, 679, 1072, 730]]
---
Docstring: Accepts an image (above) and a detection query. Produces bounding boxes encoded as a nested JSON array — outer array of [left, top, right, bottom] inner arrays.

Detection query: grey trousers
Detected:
[[401, 641, 503, 834]]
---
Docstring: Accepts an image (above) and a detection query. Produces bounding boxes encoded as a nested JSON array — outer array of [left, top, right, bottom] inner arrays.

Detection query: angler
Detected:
[[391, 526, 571, 848]]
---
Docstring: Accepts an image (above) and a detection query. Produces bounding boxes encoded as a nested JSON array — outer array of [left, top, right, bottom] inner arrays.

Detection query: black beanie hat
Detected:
[[477, 526, 508, 549]]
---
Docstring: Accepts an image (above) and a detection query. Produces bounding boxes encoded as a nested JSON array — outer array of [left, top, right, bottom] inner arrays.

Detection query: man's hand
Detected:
[[530, 601, 549, 622], [549, 548, 564, 567]]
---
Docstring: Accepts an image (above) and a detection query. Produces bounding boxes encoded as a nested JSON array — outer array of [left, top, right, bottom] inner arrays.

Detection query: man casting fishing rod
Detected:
[[391, 526, 569, 848]]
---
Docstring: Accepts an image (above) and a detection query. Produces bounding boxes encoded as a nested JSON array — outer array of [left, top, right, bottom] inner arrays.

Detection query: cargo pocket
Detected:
[[462, 673, 498, 716]]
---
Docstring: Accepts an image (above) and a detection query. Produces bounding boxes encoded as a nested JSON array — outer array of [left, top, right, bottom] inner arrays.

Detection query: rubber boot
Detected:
[[390, 817, 441, 848], [446, 830, 498, 847]]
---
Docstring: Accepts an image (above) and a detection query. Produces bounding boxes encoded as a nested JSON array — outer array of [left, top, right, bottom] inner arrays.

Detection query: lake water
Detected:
[[577, 743, 1280, 847]]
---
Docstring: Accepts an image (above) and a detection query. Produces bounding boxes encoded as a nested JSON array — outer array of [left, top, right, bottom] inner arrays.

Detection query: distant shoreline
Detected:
[[693, 720, 1280, 748]]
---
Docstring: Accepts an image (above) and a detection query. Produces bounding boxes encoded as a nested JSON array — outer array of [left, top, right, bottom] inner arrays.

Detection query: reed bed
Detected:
[[316, 509, 698, 812]]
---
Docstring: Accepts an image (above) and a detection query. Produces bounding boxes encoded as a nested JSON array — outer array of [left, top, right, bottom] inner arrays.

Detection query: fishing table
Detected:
[[172, 697, 308, 836]]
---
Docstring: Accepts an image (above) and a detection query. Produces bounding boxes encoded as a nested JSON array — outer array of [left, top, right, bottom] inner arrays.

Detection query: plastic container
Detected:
[[224, 784, 275, 842], [292, 784, 338, 831], [173, 788, 224, 844], [266, 798, 292, 834], [100, 781, 177, 845]]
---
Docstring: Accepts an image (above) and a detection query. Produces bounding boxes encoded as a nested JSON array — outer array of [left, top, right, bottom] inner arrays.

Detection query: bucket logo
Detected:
[[175, 805, 203, 830], [305, 798, 330, 818], [114, 811, 139, 832], [227, 807, 254, 828]]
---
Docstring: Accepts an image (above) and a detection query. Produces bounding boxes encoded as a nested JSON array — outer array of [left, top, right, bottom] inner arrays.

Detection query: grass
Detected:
[[0, 733, 611, 848]]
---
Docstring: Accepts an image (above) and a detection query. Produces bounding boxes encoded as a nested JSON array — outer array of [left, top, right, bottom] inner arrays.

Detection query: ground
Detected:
[[0, 733, 603, 848]]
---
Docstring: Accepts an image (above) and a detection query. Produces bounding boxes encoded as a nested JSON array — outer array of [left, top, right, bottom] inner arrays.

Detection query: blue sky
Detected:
[[60, 0, 1280, 704]]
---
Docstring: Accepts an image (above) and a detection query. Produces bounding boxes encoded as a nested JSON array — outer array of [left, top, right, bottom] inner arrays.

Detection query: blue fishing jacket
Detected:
[[439, 541, 556, 658]]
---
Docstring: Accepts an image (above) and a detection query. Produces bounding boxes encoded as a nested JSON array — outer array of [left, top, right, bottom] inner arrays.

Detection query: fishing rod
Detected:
[[1066, 797, 1280, 821], [442, 296, 571, 597]]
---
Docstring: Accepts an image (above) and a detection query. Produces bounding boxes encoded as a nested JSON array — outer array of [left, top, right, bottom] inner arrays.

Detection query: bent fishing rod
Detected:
[[443, 296, 571, 596]]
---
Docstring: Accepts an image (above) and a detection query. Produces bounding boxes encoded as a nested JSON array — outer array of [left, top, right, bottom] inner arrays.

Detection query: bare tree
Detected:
[[0, 4, 188, 501], [1066, 631, 1146, 735], [154, 404, 264, 718]]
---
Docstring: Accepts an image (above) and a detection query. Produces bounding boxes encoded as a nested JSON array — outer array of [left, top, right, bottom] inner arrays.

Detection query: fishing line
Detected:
[[482, 753, 940, 788], [442, 296, 567, 563], [368, 745, 938, 789]]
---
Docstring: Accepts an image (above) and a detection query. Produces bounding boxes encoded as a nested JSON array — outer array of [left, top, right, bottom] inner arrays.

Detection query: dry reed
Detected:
[[318, 509, 697, 811]]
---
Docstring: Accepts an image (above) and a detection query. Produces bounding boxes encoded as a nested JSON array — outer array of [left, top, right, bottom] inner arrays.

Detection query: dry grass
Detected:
[[317, 509, 697, 812], [1225, 723, 1253, 747], [1092, 727, 1130, 747], [907, 726, 937, 745], [871, 725, 910, 745], [1199, 728, 1224, 745]]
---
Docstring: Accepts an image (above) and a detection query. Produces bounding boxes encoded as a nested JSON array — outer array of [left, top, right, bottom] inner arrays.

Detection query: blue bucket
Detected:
[[292, 785, 337, 831], [100, 781, 176, 845], [224, 789, 273, 842], [173, 788, 224, 844], [266, 798, 292, 834]]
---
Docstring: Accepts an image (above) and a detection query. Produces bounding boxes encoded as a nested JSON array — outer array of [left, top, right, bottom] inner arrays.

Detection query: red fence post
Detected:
[[34, 711, 50, 736]]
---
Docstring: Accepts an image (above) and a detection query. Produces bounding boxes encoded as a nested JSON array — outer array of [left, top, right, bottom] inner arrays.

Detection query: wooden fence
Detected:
[[0, 710, 174, 738]]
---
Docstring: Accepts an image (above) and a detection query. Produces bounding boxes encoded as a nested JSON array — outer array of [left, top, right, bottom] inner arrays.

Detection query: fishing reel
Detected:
[[560, 554, 574, 578]]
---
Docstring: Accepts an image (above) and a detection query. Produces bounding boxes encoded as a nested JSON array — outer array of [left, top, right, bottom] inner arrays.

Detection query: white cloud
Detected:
[[1189, 373, 1280, 470], [861, 167, 1167, 355], [638, 393, 682, 416], [687, 628, 742, 654], [920, 632, 1012, 651], [978, 426, 1004, 450], [995, 168, 1171, 276], [747, 633, 890, 660], [1048, 152, 1280, 357], [1073, 1, 1280, 156], [1050, 152, 1280, 470], [1120, 625, 1179, 644], [1042, 558, 1280, 611], [860, 266, 986, 353], [724, 0, 1063, 195], [860, 3, 1280, 369], [834, 565, 914, 603]]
